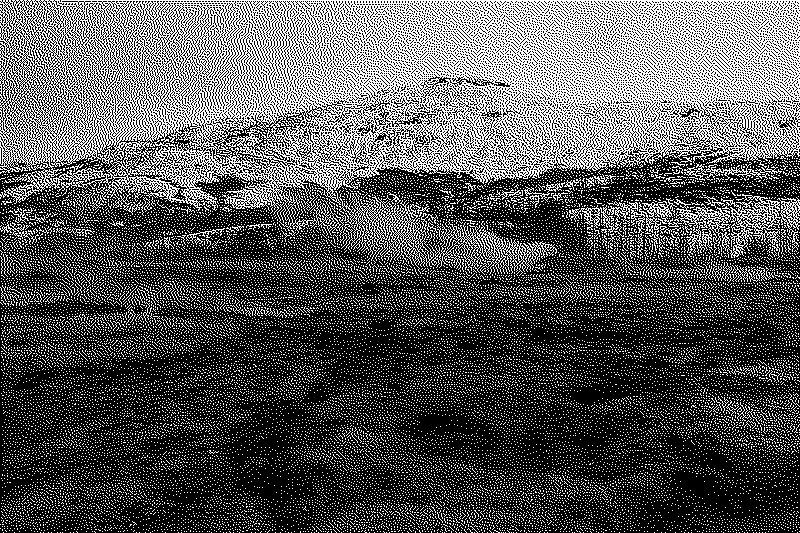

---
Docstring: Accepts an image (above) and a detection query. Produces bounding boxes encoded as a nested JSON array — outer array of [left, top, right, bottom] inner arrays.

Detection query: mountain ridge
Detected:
[[2, 78, 798, 269]]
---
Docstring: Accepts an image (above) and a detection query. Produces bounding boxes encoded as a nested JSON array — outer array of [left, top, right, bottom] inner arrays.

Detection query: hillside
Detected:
[[2, 77, 798, 270], [3, 78, 800, 533]]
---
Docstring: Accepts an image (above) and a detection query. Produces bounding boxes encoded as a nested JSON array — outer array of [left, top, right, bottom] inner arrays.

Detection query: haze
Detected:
[[1, 2, 798, 165]]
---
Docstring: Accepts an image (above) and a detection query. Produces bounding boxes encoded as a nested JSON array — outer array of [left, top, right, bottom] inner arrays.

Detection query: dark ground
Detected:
[[1, 246, 799, 532]]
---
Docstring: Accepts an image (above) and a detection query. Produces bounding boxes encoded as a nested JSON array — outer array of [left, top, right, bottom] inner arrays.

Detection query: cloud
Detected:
[[267, 183, 557, 275]]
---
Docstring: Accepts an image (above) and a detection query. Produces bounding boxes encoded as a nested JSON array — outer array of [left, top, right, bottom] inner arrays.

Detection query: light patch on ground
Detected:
[[696, 387, 800, 454]]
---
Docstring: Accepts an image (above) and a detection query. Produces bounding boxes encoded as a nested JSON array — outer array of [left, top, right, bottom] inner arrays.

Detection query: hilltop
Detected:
[[1, 77, 798, 269]]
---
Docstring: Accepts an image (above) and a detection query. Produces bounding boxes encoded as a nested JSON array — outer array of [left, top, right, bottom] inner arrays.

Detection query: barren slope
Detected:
[[2, 77, 798, 267]]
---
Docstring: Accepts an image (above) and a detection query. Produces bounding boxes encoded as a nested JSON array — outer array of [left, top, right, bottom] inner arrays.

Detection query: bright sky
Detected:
[[1, 2, 798, 165]]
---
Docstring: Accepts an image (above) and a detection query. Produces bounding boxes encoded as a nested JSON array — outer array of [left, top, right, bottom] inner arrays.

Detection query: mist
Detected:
[[266, 183, 558, 276]]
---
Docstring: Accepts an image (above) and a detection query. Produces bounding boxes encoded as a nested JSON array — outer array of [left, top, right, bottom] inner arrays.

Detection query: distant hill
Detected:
[[2, 77, 798, 268]]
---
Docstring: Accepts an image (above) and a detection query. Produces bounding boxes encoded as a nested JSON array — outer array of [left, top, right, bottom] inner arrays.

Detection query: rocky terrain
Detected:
[[2, 255, 798, 533]]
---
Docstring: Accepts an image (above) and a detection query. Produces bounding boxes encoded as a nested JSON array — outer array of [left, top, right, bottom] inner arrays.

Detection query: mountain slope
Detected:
[[2, 77, 798, 269]]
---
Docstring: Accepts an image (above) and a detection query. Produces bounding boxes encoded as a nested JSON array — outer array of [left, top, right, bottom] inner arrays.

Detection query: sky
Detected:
[[1, 2, 798, 165]]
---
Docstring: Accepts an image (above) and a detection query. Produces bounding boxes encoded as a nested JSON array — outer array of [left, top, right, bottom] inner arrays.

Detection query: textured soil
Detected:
[[2, 249, 798, 532]]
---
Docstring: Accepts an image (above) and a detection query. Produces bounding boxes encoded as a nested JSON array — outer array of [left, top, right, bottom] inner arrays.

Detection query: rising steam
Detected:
[[266, 182, 558, 276]]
